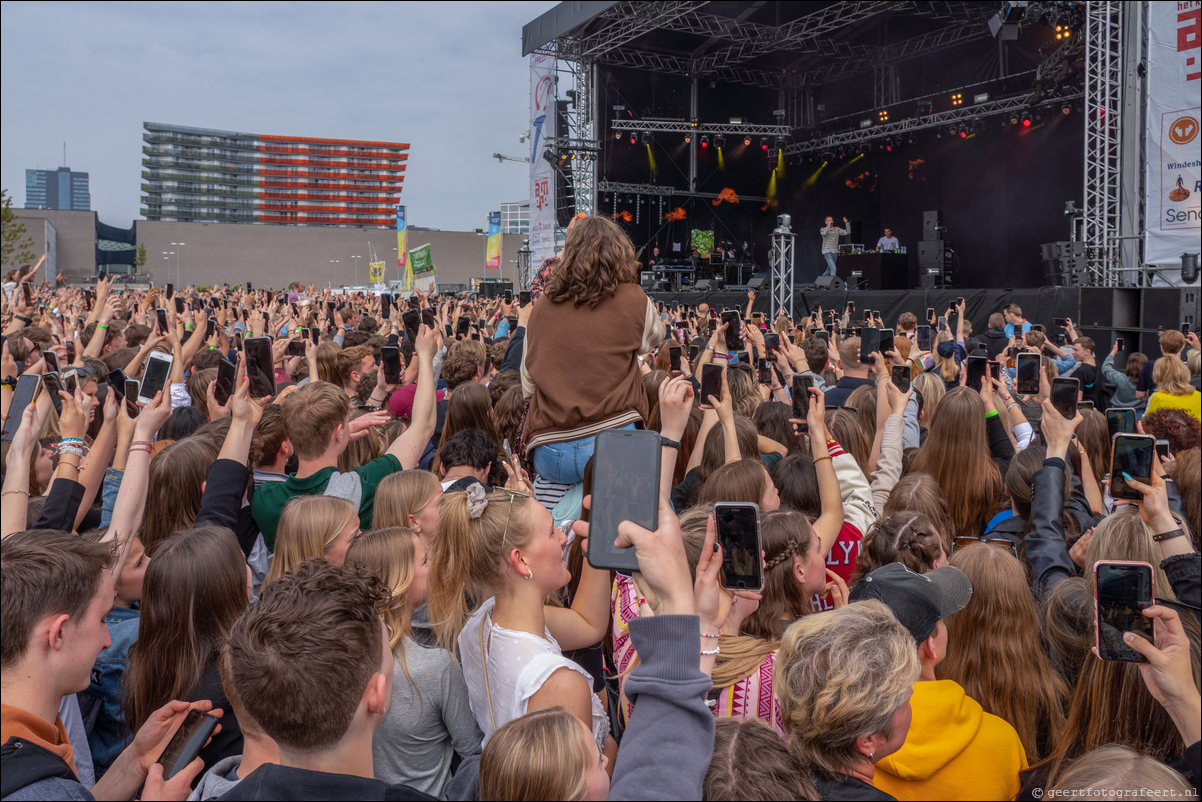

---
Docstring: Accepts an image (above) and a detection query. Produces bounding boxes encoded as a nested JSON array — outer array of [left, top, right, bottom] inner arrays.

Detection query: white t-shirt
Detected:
[[877, 236, 900, 250], [459, 596, 609, 749]]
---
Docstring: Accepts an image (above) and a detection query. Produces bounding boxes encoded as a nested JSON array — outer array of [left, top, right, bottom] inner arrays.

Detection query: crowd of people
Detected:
[[1, 215, 1199, 801]]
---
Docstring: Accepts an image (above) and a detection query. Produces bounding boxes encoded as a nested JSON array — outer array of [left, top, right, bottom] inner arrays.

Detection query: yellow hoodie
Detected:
[[875, 680, 1028, 801]]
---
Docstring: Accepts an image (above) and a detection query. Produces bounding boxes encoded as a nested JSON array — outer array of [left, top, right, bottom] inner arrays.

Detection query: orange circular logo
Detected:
[[1169, 116, 1199, 145]]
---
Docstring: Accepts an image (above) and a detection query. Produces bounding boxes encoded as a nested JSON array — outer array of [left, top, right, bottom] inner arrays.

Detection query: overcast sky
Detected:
[[1, 1, 558, 231]]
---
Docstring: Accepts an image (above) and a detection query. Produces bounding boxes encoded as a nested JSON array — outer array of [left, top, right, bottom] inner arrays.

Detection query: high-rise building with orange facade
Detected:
[[141, 122, 408, 227]]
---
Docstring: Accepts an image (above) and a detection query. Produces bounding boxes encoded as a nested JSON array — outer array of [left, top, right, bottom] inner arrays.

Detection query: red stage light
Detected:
[[629, 135, 636, 144], [1022, 119, 1031, 128], [701, 140, 708, 147], [885, 144, 892, 151], [761, 143, 768, 150], [959, 130, 968, 138]]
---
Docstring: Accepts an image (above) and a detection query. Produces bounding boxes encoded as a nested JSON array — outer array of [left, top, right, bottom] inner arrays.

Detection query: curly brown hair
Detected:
[[1140, 408, 1201, 456], [543, 215, 639, 308]]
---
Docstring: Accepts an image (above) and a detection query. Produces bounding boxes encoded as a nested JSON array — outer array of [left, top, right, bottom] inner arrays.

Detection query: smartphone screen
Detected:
[[1095, 562, 1153, 662], [286, 338, 307, 358], [244, 337, 276, 398], [519, 290, 532, 306], [166, 283, 174, 299], [1115, 337, 1124, 351], [859, 328, 880, 363], [757, 358, 772, 385], [2, 376, 41, 441], [988, 361, 1001, 382], [669, 346, 682, 372], [402, 310, 420, 343], [380, 294, 392, 319], [205, 318, 217, 340], [689, 344, 699, 362], [106, 369, 128, 398], [764, 333, 780, 354], [1182, 322, 1192, 335], [311, 326, 321, 344], [879, 328, 894, 357], [715, 502, 763, 591], [1053, 317, 1068, 326], [891, 364, 911, 392], [792, 375, 812, 420], [504, 289, 513, 304], [1106, 408, 1136, 438], [1110, 434, 1154, 501], [1155, 439, 1171, 461], [41, 347, 60, 372], [124, 380, 141, 416], [915, 325, 931, 352], [587, 430, 660, 573], [174, 297, 185, 315], [63, 370, 78, 396], [937, 316, 948, 331], [926, 307, 934, 320], [1052, 377, 1079, 419], [140, 355, 172, 402], [40, 372, 62, 415], [327, 301, 336, 317], [156, 308, 169, 335], [155, 709, 220, 781], [721, 311, 743, 351], [233, 331, 244, 351], [456, 316, 471, 337], [1016, 353, 1041, 395], [700, 363, 723, 408], [382, 346, 402, 384], [213, 358, 236, 407], [965, 356, 987, 391]]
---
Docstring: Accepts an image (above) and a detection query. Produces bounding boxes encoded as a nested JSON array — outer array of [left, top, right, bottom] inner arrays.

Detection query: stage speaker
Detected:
[[815, 275, 845, 291], [693, 279, 711, 291], [640, 272, 655, 289], [747, 277, 767, 290], [923, 211, 942, 242]]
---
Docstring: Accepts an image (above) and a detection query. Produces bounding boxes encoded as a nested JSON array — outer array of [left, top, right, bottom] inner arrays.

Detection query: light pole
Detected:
[[351, 255, 362, 287], [163, 252, 175, 287], [171, 242, 185, 287], [330, 260, 340, 287]]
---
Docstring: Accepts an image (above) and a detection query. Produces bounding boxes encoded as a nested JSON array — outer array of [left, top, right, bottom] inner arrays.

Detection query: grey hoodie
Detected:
[[188, 755, 242, 801]]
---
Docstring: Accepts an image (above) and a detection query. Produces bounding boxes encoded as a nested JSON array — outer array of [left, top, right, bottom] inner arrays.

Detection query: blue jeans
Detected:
[[822, 252, 838, 276], [533, 423, 637, 485]]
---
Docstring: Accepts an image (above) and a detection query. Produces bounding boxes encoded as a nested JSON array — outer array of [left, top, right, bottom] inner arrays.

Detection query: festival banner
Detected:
[[1144, 1, 1201, 269], [529, 51, 557, 267], [395, 205, 408, 268], [368, 261, 385, 285], [409, 243, 434, 274], [691, 229, 715, 256], [486, 211, 502, 269]]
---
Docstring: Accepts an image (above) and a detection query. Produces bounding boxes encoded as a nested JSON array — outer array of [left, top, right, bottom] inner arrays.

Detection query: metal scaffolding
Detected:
[[1083, 0, 1125, 287], [770, 220, 796, 321]]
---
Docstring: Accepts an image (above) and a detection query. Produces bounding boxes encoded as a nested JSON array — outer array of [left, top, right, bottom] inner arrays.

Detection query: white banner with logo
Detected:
[[1144, 1, 1201, 267], [529, 51, 557, 269]]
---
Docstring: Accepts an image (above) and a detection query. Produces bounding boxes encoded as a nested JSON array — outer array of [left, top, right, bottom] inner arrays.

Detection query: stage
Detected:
[[648, 285, 1197, 357]]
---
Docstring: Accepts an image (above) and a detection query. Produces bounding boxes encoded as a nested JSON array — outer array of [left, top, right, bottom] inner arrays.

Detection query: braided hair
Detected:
[[851, 510, 944, 584], [741, 510, 817, 641]]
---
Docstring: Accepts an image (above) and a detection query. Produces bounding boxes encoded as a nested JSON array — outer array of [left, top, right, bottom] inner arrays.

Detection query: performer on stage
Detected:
[[646, 245, 662, 268], [820, 216, 849, 276], [875, 227, 900, 252]]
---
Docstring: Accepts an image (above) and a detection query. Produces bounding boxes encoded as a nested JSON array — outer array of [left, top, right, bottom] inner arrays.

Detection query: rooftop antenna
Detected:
[[63, 142, 66, 168]]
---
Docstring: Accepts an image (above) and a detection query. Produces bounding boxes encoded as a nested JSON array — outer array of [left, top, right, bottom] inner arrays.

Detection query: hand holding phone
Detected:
[[715, 503, 762, 591], [587, 430, 660, 572], [1094, 561, 1154, 662]]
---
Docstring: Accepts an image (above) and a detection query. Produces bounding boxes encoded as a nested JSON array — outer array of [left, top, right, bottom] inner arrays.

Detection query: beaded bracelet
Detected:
[[700, 645, 721, 656], [701, 632, 719, 639], [2, 489, 31, 497], [131, 441, 153, 449], [60, 437, 85, 445]]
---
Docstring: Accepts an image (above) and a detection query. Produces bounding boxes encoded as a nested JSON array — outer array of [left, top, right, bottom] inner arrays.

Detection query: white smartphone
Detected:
[[139, 351, 174, 405]]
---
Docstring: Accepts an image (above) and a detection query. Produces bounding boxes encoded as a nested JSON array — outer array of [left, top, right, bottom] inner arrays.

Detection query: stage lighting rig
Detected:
[[760, 137, 769, 150], [715, 134, 726, 147], [700, 135, 709, 148], [684, 134, 691, 143], [641, 131, 651, 145], [744, 136, 752, 145], [878, 110, 889, 122], [951, 93, 963, 106]]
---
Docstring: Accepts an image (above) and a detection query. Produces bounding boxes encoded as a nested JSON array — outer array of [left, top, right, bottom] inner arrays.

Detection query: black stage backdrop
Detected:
[[599, 65, 1083, 290]]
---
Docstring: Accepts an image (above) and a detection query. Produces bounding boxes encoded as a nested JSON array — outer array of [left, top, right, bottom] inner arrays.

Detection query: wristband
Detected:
[[95, 324, 108, 331], [812, 454, 832, 464], [1152, 528, 1186, 543], [986, 409, 1000, 418], [660, 436, 682, 450], [15, 315, 31, 325]]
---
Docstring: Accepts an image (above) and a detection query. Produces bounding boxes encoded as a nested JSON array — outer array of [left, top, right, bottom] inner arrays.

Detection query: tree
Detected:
[[135, 243, 147, 268], [1, 189, 36, 270]]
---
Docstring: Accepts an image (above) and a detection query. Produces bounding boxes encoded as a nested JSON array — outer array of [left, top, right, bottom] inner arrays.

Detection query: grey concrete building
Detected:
[[13, 209, 527, 290]]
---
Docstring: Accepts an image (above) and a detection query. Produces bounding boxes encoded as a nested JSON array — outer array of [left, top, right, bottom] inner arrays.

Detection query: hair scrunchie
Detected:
[[465, 483, 489, 519]]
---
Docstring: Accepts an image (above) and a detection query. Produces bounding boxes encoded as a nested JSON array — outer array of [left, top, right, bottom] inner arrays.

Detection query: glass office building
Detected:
[[141, 122, 408, 227], [25, 167, 91, 210], [501, 200, 529, 234]]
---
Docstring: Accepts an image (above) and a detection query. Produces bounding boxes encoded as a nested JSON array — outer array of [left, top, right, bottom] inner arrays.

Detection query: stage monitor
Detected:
[[923, 211, 942, 242]]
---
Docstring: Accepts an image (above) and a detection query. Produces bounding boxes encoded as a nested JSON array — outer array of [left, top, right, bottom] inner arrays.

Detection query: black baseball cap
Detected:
[[849, 563, 973, 643]]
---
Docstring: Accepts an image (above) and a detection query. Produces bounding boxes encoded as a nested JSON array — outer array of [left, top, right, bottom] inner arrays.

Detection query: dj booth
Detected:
[[836, 252, 910, 290]]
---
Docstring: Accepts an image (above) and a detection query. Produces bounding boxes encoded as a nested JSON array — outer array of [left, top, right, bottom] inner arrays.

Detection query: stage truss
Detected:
[[531, 1, 1134, 288]]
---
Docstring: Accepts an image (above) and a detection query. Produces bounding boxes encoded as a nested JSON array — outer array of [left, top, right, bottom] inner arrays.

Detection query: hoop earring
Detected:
[[524, 569, 534, 580]]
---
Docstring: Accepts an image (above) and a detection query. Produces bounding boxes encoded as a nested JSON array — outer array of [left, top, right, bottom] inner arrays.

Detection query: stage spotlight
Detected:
[[774, 137, 786, 150], [959, 128, 968, 138], [878, 109, 889, 122], [744, 136, 751, 145], [614, 131, 622, 140], [1010, 113, 1020, 125], [701, 135, 709, 147], [715, 134, 726, 148], [1061, 104, 1071, 115], [1022, 113, 1032, 127], [949, 125, 958, 137], [641, 131, 651, 145], [629, 134, 637, 144], [951, 92, 963, 106], [684, 134, 691, 143], [760, 137, 769, 150]]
